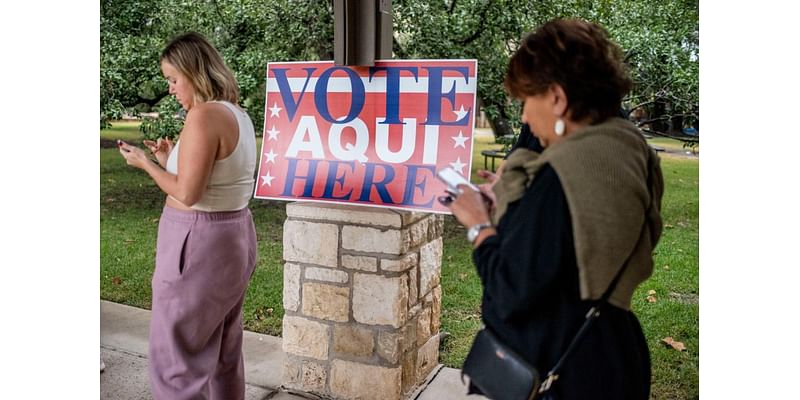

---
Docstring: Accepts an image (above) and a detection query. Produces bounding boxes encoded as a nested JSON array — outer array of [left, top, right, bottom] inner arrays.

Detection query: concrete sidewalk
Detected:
[[101, 300, 483, 400]]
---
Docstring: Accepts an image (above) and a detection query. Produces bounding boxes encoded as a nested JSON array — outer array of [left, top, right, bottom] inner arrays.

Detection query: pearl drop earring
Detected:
[[554, 118, 565, 136]]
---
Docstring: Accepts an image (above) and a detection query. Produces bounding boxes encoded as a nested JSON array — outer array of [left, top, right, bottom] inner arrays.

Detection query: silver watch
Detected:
[[467, 222, 493, 243]]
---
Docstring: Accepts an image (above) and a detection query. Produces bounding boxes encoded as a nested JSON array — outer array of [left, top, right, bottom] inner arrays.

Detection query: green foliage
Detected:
[[101, 0, 698, 138], [139, 96, 184, 141]]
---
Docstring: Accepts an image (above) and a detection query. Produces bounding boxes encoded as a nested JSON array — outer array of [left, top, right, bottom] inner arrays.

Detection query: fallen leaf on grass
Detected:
[[459, 272, 468, 281], [266, 308, 274, 315], [664, 224, 674, 229], [151, 218, 160, 223], [111, 276, 122, 286], [661, 337, 686, 352], [663, 265, 670, 270], [647, 290, 657, 295], [646, 290, 657, 303]]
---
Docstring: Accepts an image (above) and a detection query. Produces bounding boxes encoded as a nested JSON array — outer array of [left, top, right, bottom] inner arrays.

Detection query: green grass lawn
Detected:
[[101, 123, 698, 399], [100, 120, 144, 142]]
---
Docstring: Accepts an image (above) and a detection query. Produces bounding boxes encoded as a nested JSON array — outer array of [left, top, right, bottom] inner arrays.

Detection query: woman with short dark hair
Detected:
[[447, 19, 662, 399]]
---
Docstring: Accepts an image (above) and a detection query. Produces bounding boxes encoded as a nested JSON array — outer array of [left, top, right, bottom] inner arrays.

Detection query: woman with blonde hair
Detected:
[[118, 32, 257, 400]]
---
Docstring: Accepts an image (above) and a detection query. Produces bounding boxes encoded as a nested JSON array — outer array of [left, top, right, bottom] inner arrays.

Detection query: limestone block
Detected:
[[341, 254, 378, 272], [416, 306, 432, 343], [330, 360, 401, 400], [353, 273, 408, 328], [402, 320, 417, 353], [419, 237, 443, 297], [284, 358, 327, 393], [400, 348, 418, 394], [301, 360, 327, 392], [416, 334, 440, 383], [305, 266, 349, 284], [283, 263, 301, 312], [284, 220, 338, 267], [333, 325, 374, 358], [377, 330, 403, 365], [302, 283, 350, 322], [408, 266, 419, 306], [381, 252, 418, 273], [403, 217, 431, 250], [342, 226, 402, 254], [282, 316, 329, 360], [431, 285, 442, 335], [408, 303, 422, 319], [397, 210, 428, 227], [282, 358, 302, 387], [287, 202, 402, 228]]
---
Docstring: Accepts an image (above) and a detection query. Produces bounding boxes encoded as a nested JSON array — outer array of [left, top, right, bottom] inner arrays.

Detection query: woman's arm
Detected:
[[472, 166, 574, 322], [119, 103, 222, 206]]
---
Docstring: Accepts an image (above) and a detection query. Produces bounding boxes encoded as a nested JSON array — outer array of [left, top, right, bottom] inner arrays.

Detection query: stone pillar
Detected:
[[281, 202, 444, 399]]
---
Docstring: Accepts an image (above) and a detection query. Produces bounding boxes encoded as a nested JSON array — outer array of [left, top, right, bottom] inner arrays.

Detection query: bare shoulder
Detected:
[[184, 102, 237, 135], [186, 102, 235, 124]]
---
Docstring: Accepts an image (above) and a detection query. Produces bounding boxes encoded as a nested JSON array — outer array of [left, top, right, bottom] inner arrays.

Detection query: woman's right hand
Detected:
[[476, 169, 498, 210], [143, 137, 174, 167]]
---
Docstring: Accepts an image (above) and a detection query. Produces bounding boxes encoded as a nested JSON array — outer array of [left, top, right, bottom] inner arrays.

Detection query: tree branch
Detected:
[[641, 128, 699, 143], [393, 35, 409, 59], [456, 1, 491, 46]]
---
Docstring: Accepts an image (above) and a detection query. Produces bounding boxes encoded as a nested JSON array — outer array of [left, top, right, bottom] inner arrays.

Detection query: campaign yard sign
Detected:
[[254, 60, 478, 214]]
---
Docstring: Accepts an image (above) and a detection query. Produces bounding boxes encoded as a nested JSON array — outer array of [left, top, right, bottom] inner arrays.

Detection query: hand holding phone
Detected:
[[436, 167, 478, 197]]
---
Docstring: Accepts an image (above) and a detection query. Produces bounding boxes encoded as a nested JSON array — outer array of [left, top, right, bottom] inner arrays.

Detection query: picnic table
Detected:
[[480, 149, 507, 172]]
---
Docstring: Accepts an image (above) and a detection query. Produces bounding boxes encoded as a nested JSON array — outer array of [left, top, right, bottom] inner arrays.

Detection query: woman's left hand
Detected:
[[118, 141, 152, 169], [446, 185, 492, 228]]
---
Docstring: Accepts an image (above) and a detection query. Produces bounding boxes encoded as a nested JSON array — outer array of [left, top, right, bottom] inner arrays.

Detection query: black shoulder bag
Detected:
[[460, 246, 639, 400]]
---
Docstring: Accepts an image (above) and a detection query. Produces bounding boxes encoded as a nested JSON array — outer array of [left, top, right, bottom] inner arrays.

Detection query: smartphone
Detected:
[[436, 167, 478, 197]]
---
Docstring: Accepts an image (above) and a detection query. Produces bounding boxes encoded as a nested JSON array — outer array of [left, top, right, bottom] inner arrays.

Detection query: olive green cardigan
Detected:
[[492, 118, 664, 310]]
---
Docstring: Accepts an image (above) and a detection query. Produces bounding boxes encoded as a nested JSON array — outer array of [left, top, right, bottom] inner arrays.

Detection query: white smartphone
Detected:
[[436, 167, 478, 197]]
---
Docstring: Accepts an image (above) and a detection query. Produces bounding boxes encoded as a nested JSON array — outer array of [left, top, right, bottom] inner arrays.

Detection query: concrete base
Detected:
[[100, 300, 481, 400]]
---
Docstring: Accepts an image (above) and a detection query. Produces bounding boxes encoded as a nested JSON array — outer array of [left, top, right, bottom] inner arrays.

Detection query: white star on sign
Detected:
[[264, 149, 278, 164], [268, 102, 282, 118], [261, 171, 275, 186], [267, 125, 280, 141], [451, 130, 470, 148], [449, 157, 467, 174], [453, 105, 469, 121]]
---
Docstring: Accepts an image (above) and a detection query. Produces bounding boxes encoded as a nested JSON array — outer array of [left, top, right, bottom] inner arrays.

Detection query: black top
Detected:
[[506, 123, 545, 156], [472, 164, 651, 400]]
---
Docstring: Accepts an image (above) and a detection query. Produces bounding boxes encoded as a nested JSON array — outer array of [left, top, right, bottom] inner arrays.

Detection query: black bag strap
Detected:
[[538, 237, 637, 393], [539, 155, 656, 394]]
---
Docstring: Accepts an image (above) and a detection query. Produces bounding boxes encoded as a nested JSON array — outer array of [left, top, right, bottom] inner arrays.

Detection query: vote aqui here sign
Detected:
[[254, 60, 478, 214]]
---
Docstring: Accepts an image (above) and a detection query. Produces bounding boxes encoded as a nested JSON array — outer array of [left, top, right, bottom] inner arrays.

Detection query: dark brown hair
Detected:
[[505, 19, 632, 124], [160, 32, 239, 105]]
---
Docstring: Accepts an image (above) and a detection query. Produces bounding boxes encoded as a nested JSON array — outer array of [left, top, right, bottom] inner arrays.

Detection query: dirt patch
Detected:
[[669, 292, 699, 304]]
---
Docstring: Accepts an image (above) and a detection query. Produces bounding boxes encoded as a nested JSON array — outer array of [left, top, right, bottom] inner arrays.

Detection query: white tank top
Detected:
[[165, 101, 256, 212]]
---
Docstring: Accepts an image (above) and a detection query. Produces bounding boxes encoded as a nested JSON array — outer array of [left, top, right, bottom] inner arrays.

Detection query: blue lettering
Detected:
[[401, 165, 436, 207], [370, 66, 419, 125], [282, 158, 321, 197], [422, 66, 471, 126], [358, 162, 396, 204], [315, 67, 365, 124], [272, 67, 316, 122], [321, 160, 355, 200]]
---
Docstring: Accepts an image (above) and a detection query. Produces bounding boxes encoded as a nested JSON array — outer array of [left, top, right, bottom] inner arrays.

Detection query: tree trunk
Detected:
[[485, 101, 515, 138], [671, 114, 684, 134], [651, 100, 667, 133]]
